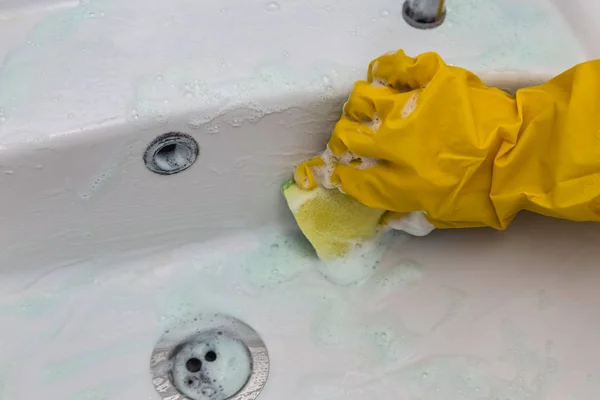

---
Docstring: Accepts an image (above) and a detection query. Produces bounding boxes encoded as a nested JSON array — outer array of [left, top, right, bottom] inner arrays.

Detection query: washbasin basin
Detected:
[[1, 0, 599, 399]]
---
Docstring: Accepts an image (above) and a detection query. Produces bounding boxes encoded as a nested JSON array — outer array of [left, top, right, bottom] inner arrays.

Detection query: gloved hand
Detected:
[[295, 50, 600, 230]]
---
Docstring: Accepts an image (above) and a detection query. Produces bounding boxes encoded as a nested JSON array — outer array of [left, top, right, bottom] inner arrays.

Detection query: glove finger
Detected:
[[342, 81, 398, 122], [329, 162, 425, 213], [328, 118, 379, 159], [346, 80, 419, 123], [333, 82, 418, 159], [294, 156, 325, 189], [368, 50, 444, 91]]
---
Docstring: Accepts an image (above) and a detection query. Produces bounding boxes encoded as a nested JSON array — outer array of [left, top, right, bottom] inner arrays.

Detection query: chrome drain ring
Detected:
[[150, 314, 269, 400]]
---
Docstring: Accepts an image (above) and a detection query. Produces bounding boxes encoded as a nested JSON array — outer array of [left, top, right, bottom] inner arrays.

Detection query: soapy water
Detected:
[[0, 0, 587, 141], [162, 229, 433, 368], [148, 230, 598, 400], [297, 318, 561, 400], [176, 228, 409, 293], [316, 231, 402, 286], [131, 63, 348, 132], [1, 226, 599, 399], [0, 0, 360, 139]]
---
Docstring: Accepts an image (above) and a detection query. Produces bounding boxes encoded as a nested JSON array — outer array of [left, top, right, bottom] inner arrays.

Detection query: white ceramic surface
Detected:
[[1, 0, 599, 399]]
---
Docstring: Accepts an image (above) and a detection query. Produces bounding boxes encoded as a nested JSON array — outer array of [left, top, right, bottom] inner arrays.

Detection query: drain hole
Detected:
[[144, 132, 199, 175], [185, 357, 203, 373], [205, 351, 217, 362], [158, 143, 177, 157]]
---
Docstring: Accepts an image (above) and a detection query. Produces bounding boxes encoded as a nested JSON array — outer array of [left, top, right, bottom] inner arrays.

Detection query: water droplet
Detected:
[[283, 51, 290, 58], [3, 170, 14, 175], [188, 118, 203, 129], [155, 74, 164, 83], [421, 372, 429, 379], [229, 118, 243, 127], [380, 9, 390, 17], [221, 8, 227, 12], [324, 5, 331, 11], [205, 125, 221, 134], [265, 1, 280, 11], [89, 12, 95, 17]]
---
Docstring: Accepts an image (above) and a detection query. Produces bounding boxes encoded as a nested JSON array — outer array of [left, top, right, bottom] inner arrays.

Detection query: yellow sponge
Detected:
[[282, 180, 386, 261]]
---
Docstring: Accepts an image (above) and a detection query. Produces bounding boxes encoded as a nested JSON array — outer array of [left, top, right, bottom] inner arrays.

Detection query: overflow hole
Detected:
[[144, 132, 199, 175]]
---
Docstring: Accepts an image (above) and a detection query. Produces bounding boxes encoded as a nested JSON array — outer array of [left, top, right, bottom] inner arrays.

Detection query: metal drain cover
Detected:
[[150, 314, 269, 400]]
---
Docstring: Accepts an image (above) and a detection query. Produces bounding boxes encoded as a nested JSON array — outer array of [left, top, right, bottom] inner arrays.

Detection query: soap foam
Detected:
[[241, 232, 316, 292], [370, 113, 382, 131], [312, 147, 339, 190], [357, 156, 378, 170], [401, 92, 419, 118], [317, 237, 382, 286], [316, 230, 404, 286], [371, 60, 380, 76], [371, 78, 387, 88], [387, 211, 435, 237], [308, 145, 379, 189]]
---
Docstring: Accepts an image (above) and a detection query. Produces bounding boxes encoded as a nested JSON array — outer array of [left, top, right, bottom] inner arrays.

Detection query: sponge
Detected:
[[282, 180, 386, 261]]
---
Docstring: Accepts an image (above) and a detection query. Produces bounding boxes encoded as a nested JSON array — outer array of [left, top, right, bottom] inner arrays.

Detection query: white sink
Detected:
[[1, 0, 599, 399]]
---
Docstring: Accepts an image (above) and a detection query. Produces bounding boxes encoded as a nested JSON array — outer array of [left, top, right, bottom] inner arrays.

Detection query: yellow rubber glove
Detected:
[[295, 50, 600, 230]]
